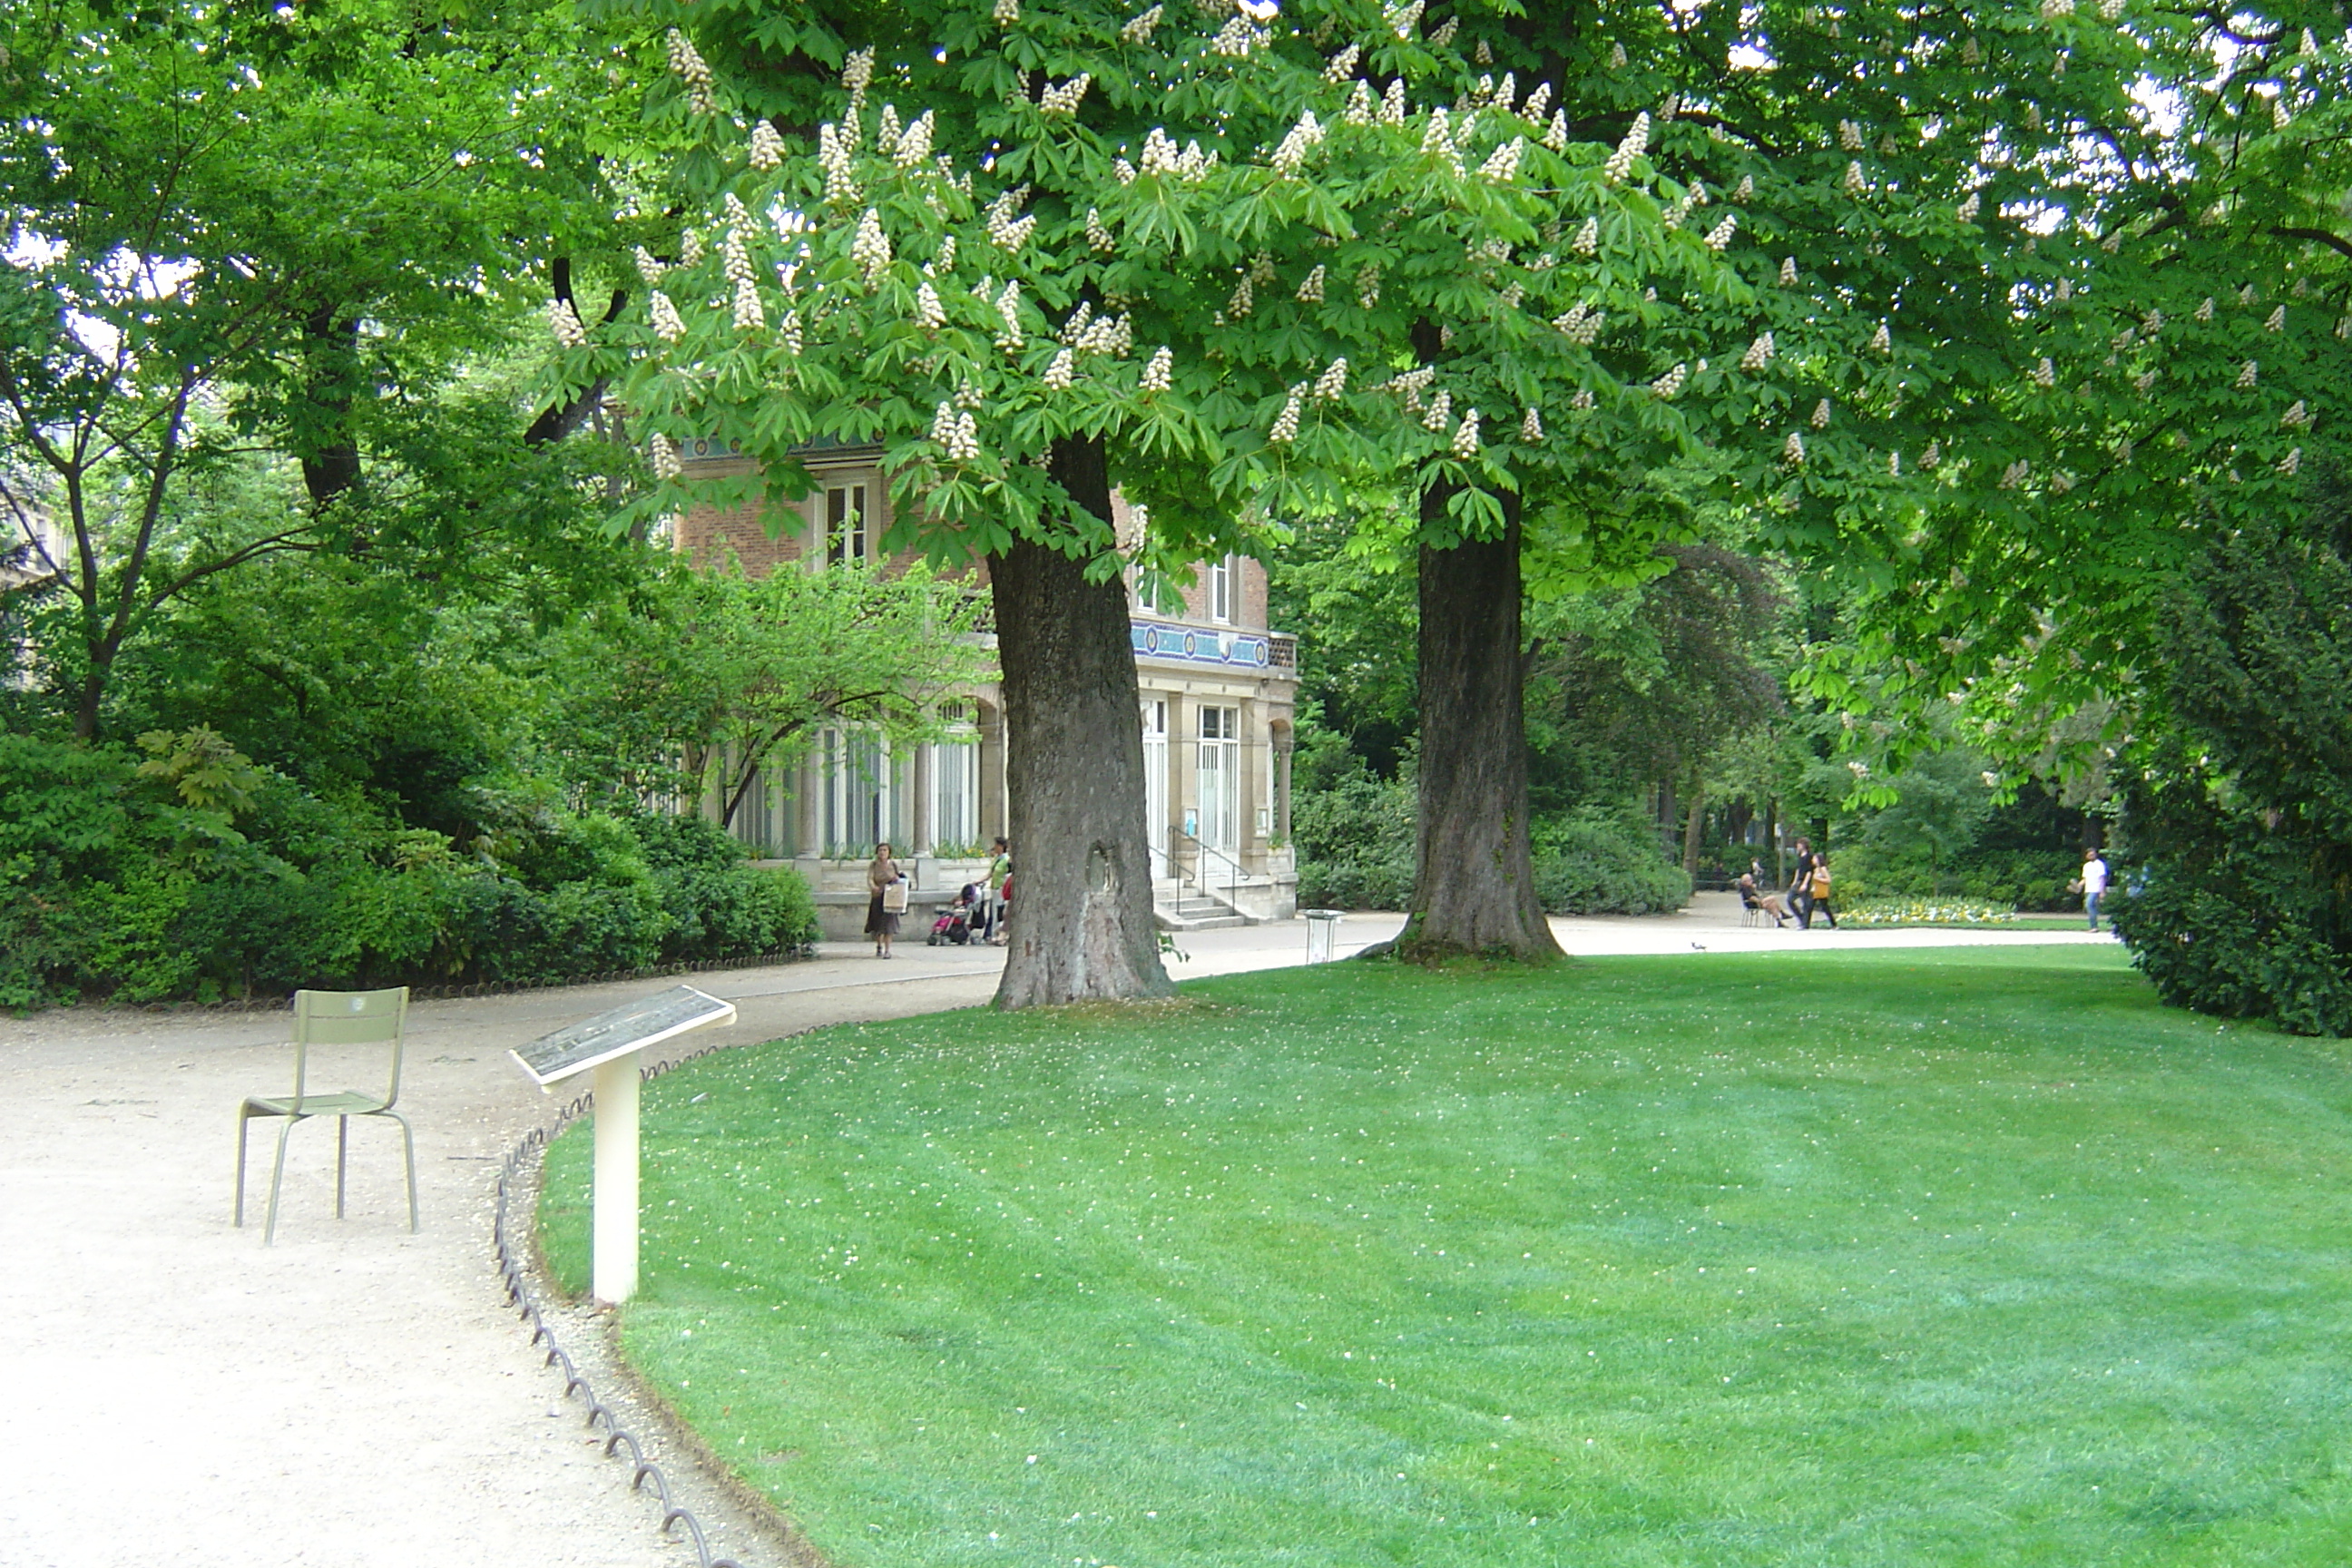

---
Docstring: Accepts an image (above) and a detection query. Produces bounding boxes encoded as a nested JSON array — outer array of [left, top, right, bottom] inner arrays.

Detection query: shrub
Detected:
[[1295, 771, 1416, 911], [1828, 841, 2082, 912], [2107, 773, 2352, 1038], [2105, 491, 2352, 1036], [1294, 776, 1688, 916], [1531, 808, 1691, 916], [0, 734, 817, 1007]]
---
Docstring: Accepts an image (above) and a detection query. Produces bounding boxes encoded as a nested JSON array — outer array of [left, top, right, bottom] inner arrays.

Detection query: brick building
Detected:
[[673, 437, 1299, 936]]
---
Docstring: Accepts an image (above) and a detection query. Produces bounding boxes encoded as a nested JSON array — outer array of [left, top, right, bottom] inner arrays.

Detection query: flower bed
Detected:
[[1838, 898, 2022, 926]]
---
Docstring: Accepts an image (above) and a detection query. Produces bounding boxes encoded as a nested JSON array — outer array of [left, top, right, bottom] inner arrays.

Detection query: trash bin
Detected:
[[1303, 908, 1345, 965]]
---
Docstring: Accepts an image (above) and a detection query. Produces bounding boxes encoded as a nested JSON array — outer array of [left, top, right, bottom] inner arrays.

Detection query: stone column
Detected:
[[911, 739, 934, 858], [978, 698, 1006, 841], [1239, 696, 1263, 873], [798, 751, 824, 860], [1165, 689, 1193, 884], [1274, 722, 1295, 845]]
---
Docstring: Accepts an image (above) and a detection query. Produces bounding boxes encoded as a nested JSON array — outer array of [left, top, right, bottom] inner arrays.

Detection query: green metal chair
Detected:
[[235, 986, 418, 1244]]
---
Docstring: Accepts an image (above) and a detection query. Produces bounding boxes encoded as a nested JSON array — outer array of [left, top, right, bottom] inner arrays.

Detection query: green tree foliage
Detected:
[[1528, 543, 1781, 822], [2108, 481, 2352, 1035], [554, 557, 986, 828], [1852, 747, 1997, 897], [0, 0, 635, 738]]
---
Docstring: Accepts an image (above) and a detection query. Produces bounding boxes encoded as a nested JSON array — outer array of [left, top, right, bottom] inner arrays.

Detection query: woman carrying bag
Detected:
[[1806, 854, 1838, 929], [867, 842, 906, 958]]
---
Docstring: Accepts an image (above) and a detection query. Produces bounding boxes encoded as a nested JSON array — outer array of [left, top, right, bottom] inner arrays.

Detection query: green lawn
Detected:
[[540, 947, 2352, 1567]]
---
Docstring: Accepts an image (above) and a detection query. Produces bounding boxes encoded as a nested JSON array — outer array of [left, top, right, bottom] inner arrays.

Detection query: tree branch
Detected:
[[2271, 225, 2352, 264]]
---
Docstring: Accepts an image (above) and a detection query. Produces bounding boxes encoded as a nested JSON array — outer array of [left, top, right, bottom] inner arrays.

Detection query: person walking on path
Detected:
[[1788, 838, 1818, 927], [1805, 852, 1839, 929], [2080, 846, 2110, 932], [866, 842, 904, 958]]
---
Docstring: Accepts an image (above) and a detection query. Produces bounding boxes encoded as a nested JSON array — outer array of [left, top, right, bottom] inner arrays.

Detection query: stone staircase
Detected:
[[1152, 877, 1253, 931]]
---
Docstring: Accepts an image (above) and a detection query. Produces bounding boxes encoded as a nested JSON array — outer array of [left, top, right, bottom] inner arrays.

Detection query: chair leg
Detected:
[[264, 1115, 299, 1247], [336, 1116, 349, 1220], [387, 1111, 419, 1233], [234, 1109, 252, 1227]]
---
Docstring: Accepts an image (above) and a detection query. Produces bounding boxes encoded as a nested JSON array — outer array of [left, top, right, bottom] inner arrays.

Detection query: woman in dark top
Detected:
[[865, 842, 902, 958]]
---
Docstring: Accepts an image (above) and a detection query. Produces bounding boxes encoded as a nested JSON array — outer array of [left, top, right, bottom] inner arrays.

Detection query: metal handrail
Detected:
[[1171, 827, 1244, 909]]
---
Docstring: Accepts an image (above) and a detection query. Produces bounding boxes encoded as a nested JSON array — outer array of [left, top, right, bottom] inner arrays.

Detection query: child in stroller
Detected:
[[928, 884, 982, 946]]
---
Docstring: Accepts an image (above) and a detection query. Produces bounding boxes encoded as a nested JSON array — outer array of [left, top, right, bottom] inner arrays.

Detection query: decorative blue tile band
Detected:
[[1131, 621, 1270, 668]]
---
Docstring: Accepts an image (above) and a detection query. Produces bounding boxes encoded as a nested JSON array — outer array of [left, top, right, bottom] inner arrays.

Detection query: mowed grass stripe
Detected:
[[541, 946, 2352, 1567]]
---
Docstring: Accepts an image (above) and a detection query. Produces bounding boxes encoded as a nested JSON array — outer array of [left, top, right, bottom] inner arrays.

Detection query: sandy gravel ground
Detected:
[[0, 903, 2111, 1568]]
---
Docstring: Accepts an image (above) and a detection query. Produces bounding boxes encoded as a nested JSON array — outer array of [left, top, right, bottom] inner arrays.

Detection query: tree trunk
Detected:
[[74, 655, 108, 741], [297, 308, 363, 507], [1681, 776, 1706, 880], [988, 436, 1172, 1008], [1396, 505, 1562, 964], [1766, 797, 1781, 884]]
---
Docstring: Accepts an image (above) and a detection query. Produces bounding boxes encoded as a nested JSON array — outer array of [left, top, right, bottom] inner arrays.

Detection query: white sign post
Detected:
[[511, 985, 738, 1304]]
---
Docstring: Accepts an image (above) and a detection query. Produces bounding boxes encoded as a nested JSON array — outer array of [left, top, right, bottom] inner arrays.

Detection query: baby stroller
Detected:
[[927, 884, 981, 946]]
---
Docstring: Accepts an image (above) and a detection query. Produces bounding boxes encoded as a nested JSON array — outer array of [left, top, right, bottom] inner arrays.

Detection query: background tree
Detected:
[[0, 0, 632, 740], [556, 559, 985, 829]]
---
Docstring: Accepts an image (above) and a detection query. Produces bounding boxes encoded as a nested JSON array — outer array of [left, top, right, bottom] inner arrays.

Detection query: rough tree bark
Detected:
[[1396, 499, 1563, 964], [988, 435, 1173, 1008]]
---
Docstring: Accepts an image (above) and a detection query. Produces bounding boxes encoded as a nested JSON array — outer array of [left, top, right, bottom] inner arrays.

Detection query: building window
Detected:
[[822, 726, 890, 855], [824, 483, 867, 565], [1197, 704, 1240, 852], [730, 759, 789, 857], [929, 703, 981, 852], [1132, 564, 1171, 617], [1207, 554, 1233, 623]]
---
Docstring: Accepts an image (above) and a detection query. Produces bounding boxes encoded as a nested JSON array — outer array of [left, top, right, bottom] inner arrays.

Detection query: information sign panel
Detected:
[[509, 984, 738, 1089]]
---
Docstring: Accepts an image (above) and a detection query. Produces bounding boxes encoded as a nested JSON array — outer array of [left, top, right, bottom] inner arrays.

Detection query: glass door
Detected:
[[1142, 699, 1169, 876], [1197, 705, 1240, 852]]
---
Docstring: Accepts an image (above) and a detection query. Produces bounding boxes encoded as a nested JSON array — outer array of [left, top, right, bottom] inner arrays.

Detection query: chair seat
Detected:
[[243, 1092, 390, 1118]]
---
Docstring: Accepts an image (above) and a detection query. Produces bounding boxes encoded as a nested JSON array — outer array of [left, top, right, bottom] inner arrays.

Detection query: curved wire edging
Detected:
[[494, 1043, 755, 1568]]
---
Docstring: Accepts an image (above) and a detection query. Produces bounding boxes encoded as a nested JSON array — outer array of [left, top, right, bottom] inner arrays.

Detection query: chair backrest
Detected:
[[289, 987, 410, 1111]]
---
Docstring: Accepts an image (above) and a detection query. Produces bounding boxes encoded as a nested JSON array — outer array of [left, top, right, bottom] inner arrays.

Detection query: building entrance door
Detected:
[[1197, 705, 1240, 853], [1142, 699, 1168, 877]]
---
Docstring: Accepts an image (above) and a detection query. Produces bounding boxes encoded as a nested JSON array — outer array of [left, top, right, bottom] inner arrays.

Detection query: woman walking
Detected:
[[866, 841, 904, 958], [1788, 838, 1818, 928], [1806, 852, 1838, 929]]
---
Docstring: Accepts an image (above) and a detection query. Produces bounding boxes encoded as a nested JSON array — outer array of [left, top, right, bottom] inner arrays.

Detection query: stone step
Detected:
[[1154, 910, 1252, 932]]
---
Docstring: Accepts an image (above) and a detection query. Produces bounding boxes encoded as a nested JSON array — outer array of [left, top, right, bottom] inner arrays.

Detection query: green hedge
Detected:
[[2102, 495, 2352, 1036], [1530, 809, 1692, 916], [2107, 768, 2352, 1038], [1295, 775, 1688, 916], [1826, 842, 2083, 912], [0, 735, 818, 1009]]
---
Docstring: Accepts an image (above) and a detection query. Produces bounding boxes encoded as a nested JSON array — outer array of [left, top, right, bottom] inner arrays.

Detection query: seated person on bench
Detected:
[[1738, 867, 1789, 926]]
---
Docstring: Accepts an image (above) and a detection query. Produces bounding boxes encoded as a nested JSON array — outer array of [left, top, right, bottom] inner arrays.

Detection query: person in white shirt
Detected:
[[2082, 847, 2110, 932]]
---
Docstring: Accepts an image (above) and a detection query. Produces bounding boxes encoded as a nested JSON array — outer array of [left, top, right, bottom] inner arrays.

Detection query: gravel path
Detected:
[[0, 905, 2112, 1567]]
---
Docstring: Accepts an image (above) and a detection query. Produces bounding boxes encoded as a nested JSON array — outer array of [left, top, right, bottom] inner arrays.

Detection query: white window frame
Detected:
[[928, 705, 982, 852], [1207, 554, 1233, 623], [822, 726, 891, 856], [821, 480, 869, 566]]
